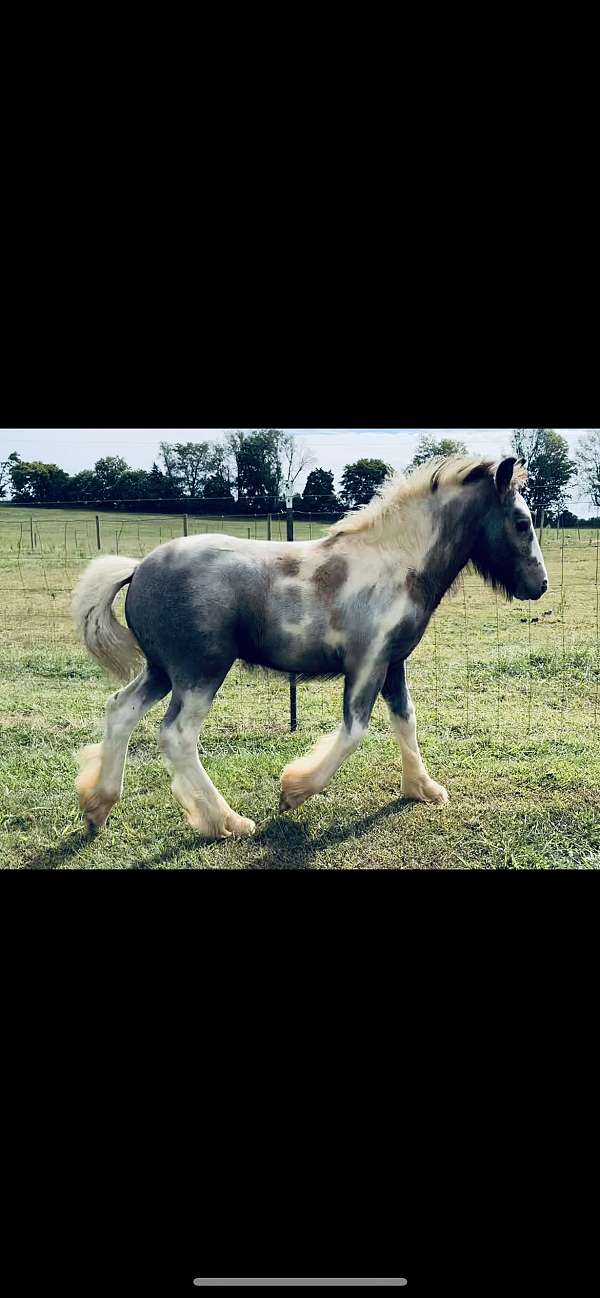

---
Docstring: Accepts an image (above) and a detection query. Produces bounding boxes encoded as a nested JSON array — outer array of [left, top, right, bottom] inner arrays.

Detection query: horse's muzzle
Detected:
[[514, 576, 549, 601]]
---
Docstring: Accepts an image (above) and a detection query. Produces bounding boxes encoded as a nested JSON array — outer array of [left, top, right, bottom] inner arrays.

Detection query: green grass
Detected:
[[1, 505, 600, 869]]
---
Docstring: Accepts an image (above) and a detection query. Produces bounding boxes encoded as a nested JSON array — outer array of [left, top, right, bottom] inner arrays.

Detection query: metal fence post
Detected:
[[95, 514, 101, 550], [286, 491, 297, 731], [183, 514, 188, 537], [267, 512, 272, 541]]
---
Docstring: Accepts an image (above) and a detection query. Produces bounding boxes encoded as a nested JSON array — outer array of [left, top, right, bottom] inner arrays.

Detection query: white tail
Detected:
[[72, 555, 143, 681]]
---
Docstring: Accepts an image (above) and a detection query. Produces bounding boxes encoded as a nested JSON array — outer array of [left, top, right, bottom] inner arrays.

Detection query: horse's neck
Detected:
[[426, 494, 482, 603], [374, 492, 480, 607]]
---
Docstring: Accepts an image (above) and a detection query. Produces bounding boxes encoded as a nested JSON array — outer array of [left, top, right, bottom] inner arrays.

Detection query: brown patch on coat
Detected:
[[330, 606, 345, 630], [312, 555, 348, 602], [278, 554, 301, 577], [405, 569, 433, 611]]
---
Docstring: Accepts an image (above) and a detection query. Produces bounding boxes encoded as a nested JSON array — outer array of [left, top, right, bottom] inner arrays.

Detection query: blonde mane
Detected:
[[328, 456, 528, 539]]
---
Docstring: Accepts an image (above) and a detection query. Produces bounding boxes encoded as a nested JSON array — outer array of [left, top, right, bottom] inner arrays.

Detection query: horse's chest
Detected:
[[385, 608, 429, 662]]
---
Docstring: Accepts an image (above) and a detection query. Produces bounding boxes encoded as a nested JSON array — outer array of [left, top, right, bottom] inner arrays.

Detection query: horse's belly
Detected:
[[243, 636, 341, 678]]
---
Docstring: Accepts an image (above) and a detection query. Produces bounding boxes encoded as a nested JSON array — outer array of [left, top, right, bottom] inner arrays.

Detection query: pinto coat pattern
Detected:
[[72, 456, 548, 839]]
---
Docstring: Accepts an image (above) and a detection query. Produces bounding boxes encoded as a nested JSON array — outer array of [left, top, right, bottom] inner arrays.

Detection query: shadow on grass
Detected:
[[23, 796, 417, 871], [25, 829, 94, 870], [251, 795, 415, 869], [124, 796, 418, 870]]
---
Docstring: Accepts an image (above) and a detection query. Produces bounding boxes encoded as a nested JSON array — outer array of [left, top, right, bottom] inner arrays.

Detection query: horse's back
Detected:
[[123, 532, 319, 685]]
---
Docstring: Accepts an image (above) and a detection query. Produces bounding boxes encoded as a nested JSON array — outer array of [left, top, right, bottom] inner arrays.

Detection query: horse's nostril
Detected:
[[541, 578, 548, 592]]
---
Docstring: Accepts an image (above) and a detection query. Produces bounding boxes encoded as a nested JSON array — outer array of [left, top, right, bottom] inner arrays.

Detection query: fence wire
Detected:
[[1, 504, 599, 747]]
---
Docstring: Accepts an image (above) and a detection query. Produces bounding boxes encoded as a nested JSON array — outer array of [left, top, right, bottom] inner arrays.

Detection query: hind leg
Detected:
[[159, 686, 255, 840], [76, 665, 170, 830]]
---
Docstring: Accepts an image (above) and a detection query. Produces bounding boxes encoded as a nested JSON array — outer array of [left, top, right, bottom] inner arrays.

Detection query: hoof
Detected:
[[80, 790, 118, 830], [402, 777, 449, 806], [279, 786, 309, 813], [185, 809, 256, 839], [75, 744, 117, 830], [224, 813, 256, 838], [279, 765, 315, 813]]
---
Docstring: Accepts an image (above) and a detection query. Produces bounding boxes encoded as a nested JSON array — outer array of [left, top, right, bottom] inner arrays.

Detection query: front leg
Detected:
[[381, 661, 448, 805], [280, 666, 385, 812]]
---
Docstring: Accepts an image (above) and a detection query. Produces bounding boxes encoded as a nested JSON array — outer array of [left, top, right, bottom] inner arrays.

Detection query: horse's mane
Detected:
[[328, 455, 528, 539]]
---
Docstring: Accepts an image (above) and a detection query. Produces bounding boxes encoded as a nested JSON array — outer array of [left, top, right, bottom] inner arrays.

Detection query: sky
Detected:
[[0, 428, 595, 506]]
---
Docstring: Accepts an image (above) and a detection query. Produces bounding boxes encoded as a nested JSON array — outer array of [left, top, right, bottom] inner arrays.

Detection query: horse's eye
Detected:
[[515, 518, 531, 533]]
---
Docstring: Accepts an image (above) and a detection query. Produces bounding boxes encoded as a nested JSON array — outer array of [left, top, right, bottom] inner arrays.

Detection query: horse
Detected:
[[72, 455, 548, 840]]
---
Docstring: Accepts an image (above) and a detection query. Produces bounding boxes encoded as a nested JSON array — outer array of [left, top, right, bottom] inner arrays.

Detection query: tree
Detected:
[[65, 470, 99, 501], [302, 468, 338, 512], [277, 432, 316, 499], [511, 429, 576, 521], [159, 441, 212, 498], [118, 469, 155, 500], [339, 458, 393, 508], [202, 444, 234, 500], [93, 457, 131, 501], [148, 462, 173, 498], [8, 459, 70, 503], [407, 434, 468, 471], [225, 430, 282, 502], [576, 430, 600, 507], [0, 451, 20, 498]]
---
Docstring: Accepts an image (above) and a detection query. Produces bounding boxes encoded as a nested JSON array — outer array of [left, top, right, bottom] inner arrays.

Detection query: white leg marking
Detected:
[[387, 706, 449, 805], [280, 721, 365, 811], [76, 672, 162, 830], [159, 691, 255, 840]]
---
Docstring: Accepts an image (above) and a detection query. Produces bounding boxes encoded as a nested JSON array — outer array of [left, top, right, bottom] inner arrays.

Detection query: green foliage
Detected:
[[511, 429, 576, 517], [576, 430, 600, 507], [302, 468, 338, 512], [339, 458, 393, 508], [407, 434, 469, 471], [9, 458, 70, 503], [158, 441, 213, 498], [92, 457, 131, 500], [225, 429, 282, 501], [0, 451, 21, 498]]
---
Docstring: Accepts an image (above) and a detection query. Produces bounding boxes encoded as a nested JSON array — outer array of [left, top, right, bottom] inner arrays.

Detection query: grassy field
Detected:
[[1, 504, 600, 869]]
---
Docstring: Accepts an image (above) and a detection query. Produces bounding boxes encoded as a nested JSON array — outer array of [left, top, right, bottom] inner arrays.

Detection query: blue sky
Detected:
[[0, 428, 594, 505]]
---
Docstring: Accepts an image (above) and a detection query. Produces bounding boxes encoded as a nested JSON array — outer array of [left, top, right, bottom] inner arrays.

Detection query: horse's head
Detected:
[[471, 458, 549, 601]]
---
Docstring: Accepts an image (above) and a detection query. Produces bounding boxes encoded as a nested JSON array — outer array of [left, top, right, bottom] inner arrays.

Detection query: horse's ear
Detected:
[[495, 457, 517, 499]]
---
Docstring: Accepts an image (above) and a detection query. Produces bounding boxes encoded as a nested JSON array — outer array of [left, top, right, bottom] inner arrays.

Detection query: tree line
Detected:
[[1, 428, 599, 522]]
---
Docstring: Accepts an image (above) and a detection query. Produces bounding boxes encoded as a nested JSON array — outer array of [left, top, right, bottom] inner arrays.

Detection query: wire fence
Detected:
[[1, 501, 599, 747]]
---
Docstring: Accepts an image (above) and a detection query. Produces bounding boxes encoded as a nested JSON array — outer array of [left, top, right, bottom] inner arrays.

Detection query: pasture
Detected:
[[1, 504, 600, 869]]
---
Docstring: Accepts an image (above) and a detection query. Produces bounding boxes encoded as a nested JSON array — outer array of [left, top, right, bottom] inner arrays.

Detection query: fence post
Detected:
[[95, 514, 101, 551], [183, 514, 188, 537], [30, 516, 34, 551], [286, 491, 297, 731], [267, 512, 272, 541]]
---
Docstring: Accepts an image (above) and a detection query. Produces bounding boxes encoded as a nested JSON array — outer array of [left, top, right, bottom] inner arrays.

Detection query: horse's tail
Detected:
[[72, 555, 144, 681]]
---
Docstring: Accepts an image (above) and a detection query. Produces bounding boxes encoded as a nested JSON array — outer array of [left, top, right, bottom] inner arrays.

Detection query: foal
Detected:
[[72, 456, 548, 839]]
